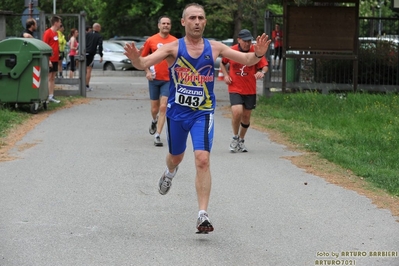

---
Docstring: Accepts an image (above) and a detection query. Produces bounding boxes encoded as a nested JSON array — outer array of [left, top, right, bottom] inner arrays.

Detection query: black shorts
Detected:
[[86, 53, 95, 67], [59, 52, 65, 61], [274, 46, 282, 59], [49, 61, 58, 73], [229, 93, 257, 110], [69, 55, 77, 72]]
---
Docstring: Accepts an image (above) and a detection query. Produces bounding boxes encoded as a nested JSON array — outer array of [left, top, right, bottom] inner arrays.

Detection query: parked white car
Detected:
[[63, 41, 136, 71]]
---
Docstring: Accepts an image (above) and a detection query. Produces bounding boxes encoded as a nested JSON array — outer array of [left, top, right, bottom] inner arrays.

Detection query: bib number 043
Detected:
[[175, 85, 204, 108]]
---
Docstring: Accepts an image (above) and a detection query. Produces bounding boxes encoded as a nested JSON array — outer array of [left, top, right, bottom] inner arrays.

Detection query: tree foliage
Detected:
[[2, 0, 397, 40]]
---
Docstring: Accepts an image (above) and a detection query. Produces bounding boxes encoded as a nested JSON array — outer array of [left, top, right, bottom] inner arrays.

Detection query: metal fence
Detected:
[[264, 15, 399, 94]]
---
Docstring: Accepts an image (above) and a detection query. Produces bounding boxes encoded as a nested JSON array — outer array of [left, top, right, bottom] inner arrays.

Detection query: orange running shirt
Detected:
[[141, 33, 177, 81]]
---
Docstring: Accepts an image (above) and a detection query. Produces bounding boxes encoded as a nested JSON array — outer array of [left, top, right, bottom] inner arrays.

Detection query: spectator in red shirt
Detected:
[[220, 29, 268, 152], [42, 15, 62, 103], [272, 23, 283, 70]]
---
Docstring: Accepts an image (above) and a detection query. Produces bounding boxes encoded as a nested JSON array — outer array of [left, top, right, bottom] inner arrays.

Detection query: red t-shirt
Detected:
[[141, 33, 177, 81], [272, 30, 283, 48], [221, 44, 268, 95], [42, 28, 59, 62]]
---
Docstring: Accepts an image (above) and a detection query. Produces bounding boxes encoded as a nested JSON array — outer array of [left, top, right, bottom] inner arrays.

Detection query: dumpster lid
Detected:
[[0, 38, 52, 55]]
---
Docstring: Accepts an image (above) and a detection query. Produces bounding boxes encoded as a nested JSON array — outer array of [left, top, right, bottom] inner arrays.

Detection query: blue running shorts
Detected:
[[148, 80, 170, 100], [166, 114, 214, 155]]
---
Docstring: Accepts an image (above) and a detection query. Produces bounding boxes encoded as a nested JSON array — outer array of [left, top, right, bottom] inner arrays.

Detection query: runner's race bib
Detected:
[[175, 84, 204, 108]]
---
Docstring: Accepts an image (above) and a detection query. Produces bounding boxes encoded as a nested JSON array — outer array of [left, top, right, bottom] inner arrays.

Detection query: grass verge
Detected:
[[253, 92, 399, 197]]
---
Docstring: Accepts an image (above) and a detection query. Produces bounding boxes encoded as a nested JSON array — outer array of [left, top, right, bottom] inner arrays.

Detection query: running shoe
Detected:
[[196, 212, 214, 233], [154, 136, 163, 147], [48, 97, 60, 104], [229, 136, 239, 152], [158, 166, 178, 195], [149, 119, 157, 135], [238, 139, 248, 152]]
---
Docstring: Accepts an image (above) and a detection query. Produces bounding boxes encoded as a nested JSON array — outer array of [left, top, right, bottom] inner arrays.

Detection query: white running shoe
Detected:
[[229, 136, 239, 152], [154, 136, 163, 147], [158, 166, 178, 195], [238, 139, 248, 152], [48, 97, 60, 103], [196, 212, 214, 233]]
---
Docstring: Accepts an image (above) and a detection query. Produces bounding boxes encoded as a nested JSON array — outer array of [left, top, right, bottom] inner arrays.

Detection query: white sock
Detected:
[[155, 133, 160, 138], [165, 168, 177, 178], [198, 210, 207, 217], [48, 94, 54, 99]]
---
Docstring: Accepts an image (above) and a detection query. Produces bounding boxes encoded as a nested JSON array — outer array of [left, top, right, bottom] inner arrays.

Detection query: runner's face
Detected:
[[159, 18, 171, 34], [181, 6, 206, 38], [55, 20, 62, 30], [238, 38, 252, 52]]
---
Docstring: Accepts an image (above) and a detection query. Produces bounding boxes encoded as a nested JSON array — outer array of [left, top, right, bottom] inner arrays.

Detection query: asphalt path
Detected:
[[1, 73, 398, 266]]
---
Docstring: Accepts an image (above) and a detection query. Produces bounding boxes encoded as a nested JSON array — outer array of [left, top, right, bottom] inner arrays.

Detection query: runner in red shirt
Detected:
[[141, 16, 177, 147], [42, 15, 62, 103], [220, 29, 268, 152]]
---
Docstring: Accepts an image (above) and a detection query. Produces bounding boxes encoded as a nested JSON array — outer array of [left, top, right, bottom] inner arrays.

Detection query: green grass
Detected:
[[253, 92, 399, 196]]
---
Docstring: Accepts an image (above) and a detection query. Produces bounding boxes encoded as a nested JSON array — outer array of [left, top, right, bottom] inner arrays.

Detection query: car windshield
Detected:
[[103, 42, 125, 53]]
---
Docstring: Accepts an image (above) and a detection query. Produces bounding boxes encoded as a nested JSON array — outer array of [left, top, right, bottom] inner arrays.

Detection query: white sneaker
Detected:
[[48, 97, 60, 103], [154, 136, 163, 147], [238, 139, 248, 152], [229, 136, 239, 152], [196, 212, 214, 233], [86, 86, 93, 91]]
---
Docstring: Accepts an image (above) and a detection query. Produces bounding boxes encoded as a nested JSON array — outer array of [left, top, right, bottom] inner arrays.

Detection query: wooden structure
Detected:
[[282, 0, 360, 92]]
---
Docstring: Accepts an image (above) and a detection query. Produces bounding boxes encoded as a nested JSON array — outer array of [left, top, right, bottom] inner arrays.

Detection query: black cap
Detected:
[[238, 29, 253, 41]]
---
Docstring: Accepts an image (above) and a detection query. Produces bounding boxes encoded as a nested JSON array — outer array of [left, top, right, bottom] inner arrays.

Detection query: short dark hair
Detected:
[[50, 15, 61, 26], [86, 26, 92, 32], [26, 18, 36, 29], [158, 15, 171, 23]]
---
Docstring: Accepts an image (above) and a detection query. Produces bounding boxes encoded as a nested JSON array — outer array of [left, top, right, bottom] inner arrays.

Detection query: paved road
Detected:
[[1, 74, 398, 266]]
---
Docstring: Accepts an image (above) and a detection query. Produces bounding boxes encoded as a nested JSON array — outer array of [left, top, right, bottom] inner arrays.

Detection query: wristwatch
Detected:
[[261, 70, 266, 74]]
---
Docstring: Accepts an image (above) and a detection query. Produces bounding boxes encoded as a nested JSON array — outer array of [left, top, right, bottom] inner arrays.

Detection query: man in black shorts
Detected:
[[85, 23, 103, 91]]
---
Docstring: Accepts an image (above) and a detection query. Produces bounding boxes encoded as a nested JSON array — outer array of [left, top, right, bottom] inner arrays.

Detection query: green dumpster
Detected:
[[286, 58, 301, 83], [286, 58, 296, 82], [0, 38, 52, 113]]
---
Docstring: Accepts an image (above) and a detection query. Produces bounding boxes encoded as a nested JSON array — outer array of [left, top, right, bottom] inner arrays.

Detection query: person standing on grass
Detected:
[[141, 15, 177, 147], [123, 3, 271, 233], [42, 15, 62, 104], [220, 29, 268, 153]]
